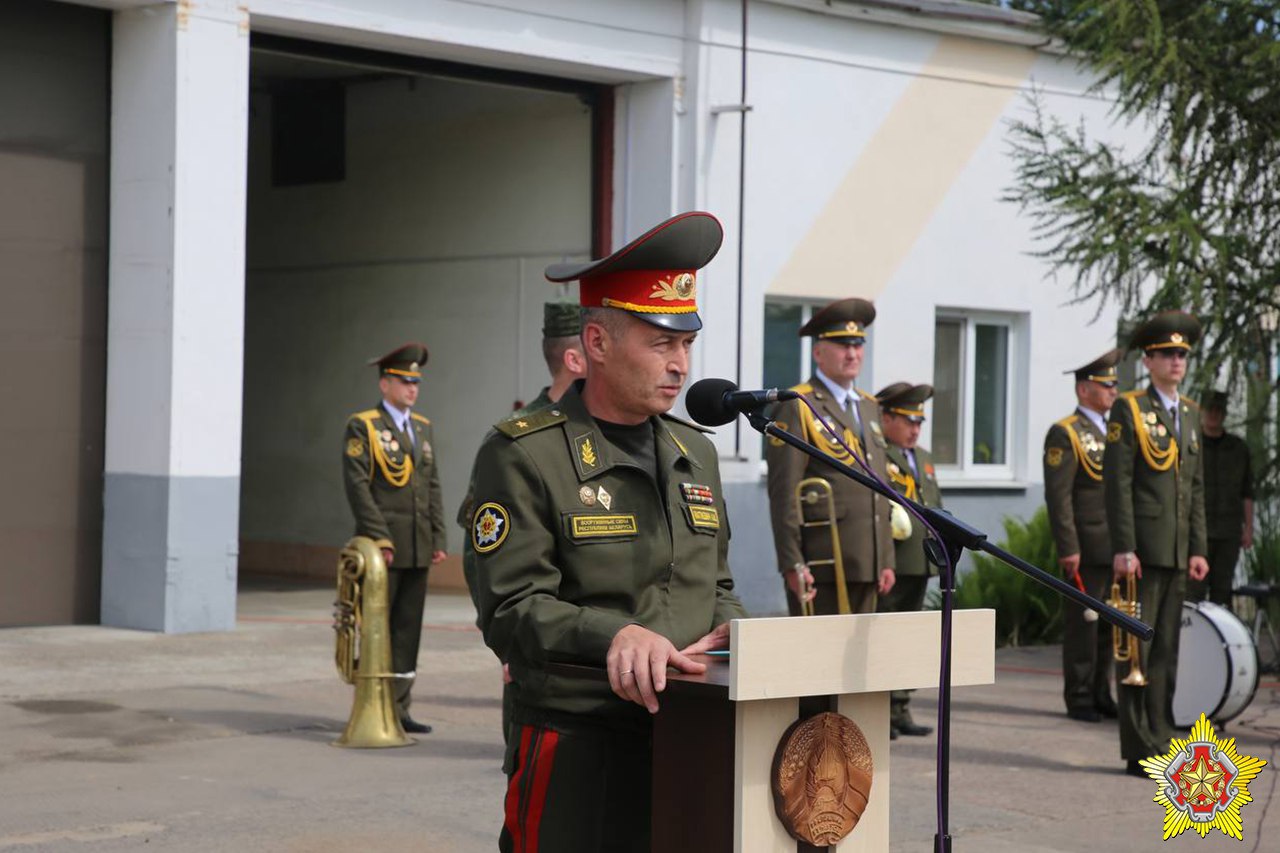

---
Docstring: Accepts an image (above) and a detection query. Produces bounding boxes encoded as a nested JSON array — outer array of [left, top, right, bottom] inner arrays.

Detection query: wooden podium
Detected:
[[556, 609, 995, 852]]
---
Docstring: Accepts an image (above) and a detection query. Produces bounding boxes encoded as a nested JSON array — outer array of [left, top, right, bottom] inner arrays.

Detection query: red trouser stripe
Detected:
[[521, 728, 560, 853], [504, 725, 535, 851]]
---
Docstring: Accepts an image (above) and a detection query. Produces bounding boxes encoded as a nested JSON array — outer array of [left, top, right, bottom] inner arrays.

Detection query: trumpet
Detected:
[[1107, 573, 1147, 687], [794, 477, 851, 615]]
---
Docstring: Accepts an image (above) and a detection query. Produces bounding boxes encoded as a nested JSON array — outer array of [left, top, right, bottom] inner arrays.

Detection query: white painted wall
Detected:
[[240, 72, 591, 552]]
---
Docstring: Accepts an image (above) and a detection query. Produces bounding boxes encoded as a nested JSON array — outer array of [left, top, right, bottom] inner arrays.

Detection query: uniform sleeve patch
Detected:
[[472, 502, 510, 553], [346, 438, 365, 458], [1107, 422, 1123, 443], [1046, 447, 1064, 467]]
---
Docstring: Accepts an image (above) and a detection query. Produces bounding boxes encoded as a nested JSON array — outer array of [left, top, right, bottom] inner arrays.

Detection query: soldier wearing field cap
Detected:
[[766, 298, 896, 617], [1104, 312, 1208, 777], [1044, 349, 1121, 724], [1187, 390, 1254, 607], [341, 342, 447, 735], [874, 381, 942, 738], [469, 212, 747, 851]]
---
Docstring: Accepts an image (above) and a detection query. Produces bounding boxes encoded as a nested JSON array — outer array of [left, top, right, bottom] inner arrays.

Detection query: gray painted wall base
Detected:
[[724, 480, 1048, 617], [102, 473, 240, 633]]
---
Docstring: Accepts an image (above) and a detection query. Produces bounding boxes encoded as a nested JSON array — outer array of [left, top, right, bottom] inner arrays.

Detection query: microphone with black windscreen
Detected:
[[685, 378, 800, 427]]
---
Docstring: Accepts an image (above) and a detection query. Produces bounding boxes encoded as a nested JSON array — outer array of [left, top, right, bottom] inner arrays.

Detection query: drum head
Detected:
[[1172, 602, 1259, 728]]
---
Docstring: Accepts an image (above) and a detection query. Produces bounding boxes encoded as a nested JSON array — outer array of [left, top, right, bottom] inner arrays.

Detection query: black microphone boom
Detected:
[[686, 378, 799, 427]]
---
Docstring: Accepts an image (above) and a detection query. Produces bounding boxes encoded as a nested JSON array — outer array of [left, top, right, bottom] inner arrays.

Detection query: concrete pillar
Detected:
[[102, 1, 249, 632]]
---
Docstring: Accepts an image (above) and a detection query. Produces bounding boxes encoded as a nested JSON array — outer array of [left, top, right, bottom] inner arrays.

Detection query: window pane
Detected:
[[973, 323, 1008, 465], [932, 319, 962, 465], [763, 302, 803, 389]]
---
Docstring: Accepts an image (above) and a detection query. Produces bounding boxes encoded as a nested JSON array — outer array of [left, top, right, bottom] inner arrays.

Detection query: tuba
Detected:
[[794, 477, 852, 615], [1107, 573, 1147, 687], [332, 536, 414, 748]]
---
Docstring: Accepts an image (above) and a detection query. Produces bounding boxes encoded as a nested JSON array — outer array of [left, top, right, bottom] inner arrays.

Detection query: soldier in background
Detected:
[[342, 343, 447, 735], [1103, 312, 1208, 777], [1186, 390, 1254, 607], [874, 382, 941, 738], [766, 298, 895, 616], [1044, 349, 1121, 724], [458, 302, 586, 745]]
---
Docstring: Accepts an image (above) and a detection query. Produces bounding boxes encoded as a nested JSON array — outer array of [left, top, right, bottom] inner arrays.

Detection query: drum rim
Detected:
[[1176, 602, 1260, 726]]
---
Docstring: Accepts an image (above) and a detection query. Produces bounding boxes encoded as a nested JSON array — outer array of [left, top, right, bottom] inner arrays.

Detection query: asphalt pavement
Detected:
[[0, 581, 1277, 852]]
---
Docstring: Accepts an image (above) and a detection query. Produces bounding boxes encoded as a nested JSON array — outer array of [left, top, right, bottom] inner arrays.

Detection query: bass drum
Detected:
[[1172, 601, 1259, 728]]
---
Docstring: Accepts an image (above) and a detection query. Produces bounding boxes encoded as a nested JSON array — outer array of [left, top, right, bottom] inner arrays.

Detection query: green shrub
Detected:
[[927, 507, 1064, 647]]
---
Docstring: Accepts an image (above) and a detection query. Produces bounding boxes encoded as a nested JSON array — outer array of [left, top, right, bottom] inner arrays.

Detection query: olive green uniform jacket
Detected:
[[469, 384, 747, 728], [885, 445, 942, 576], [765, 378, 895, 584], [342, 405, 447, 567], [1103, 387, 1207, 568], [1044, 410, 1111, 566], [455, 387, 555, 531]]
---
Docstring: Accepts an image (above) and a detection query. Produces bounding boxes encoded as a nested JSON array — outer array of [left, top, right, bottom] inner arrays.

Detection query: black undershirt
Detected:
[[595, 418, 658, 484]]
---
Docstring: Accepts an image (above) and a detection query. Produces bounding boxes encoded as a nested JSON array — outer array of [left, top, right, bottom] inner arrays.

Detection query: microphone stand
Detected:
[[743, 411, 1152, 853]]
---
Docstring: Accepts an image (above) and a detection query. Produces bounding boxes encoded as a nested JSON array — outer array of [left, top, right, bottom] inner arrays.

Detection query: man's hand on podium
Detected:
[[607, 624, 708, 714], [679, 622, 731, 656]]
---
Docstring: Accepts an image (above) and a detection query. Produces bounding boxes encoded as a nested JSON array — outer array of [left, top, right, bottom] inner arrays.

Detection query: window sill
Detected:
[[936, 479, 1030, 493]]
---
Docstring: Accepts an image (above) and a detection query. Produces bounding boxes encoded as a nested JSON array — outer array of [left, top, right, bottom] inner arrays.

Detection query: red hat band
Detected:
[[581, 269, 699, 315]]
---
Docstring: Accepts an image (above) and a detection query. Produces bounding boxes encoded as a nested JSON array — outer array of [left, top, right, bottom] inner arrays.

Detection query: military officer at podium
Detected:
[[1103, 312, 1208, 777], [1044, 349, 1121, 724], [342, 343, 447, 735], [1187, 390, 1254, 607], [469, 212, 747, 852], [874, 381, 942, 738], [765, 298, 895, 616]]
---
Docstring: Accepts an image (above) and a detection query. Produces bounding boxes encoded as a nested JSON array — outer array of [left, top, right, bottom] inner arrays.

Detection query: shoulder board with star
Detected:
[[789, 382, 814, 395], [1179, 395, 1199, 410], [351, 408, 382, 423], [857, 389, 878, 402], [494, 407, 567, 439], [661, 412, 713, 434], [1054, 413, 1079, 430], [411, 413, 431, 425], [1121, 390, 1145, 402]]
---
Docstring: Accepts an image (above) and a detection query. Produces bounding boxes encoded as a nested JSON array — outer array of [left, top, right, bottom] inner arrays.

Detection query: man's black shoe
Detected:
[[1067, 708, 1102, 723], [1094, 700, 1119, 719], [1125, 760, 1146, 778], [896, 721, 933, 737], [400, 717, 433, 734], [889, 726, 899, 740]]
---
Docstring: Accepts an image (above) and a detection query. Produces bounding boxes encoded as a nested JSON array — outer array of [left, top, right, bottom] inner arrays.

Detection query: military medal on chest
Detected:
[[680, 482, 715, 505]]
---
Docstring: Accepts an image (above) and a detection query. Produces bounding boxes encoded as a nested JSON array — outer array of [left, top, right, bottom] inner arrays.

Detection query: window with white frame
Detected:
[[932, 310, 1023, 480]]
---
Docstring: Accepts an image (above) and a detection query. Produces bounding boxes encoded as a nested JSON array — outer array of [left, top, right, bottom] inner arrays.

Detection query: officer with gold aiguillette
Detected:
[[874, 381, 941, 738], [765, 298, 896, 616], [342, 343, 447, 735], [1103, 312, 1208, 777], [1044, 348, 1121, 724]]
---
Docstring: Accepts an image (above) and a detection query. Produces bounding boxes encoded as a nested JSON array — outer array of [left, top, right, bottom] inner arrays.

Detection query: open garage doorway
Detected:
[[238, 37, 610, 588]]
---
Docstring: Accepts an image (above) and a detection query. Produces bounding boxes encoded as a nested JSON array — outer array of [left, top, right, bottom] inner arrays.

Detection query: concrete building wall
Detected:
[[0, 0, 109, 626], [239, 72, 592, 576]]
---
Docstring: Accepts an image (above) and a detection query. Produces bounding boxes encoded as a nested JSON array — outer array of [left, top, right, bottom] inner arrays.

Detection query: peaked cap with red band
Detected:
[[544, 211, 723, 332], [368, 342, 429, 383]]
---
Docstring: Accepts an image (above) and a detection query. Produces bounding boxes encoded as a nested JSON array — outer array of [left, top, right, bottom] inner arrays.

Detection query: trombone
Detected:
[[1107, 573, 1147, 687], [794, 477, 851, 616]]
